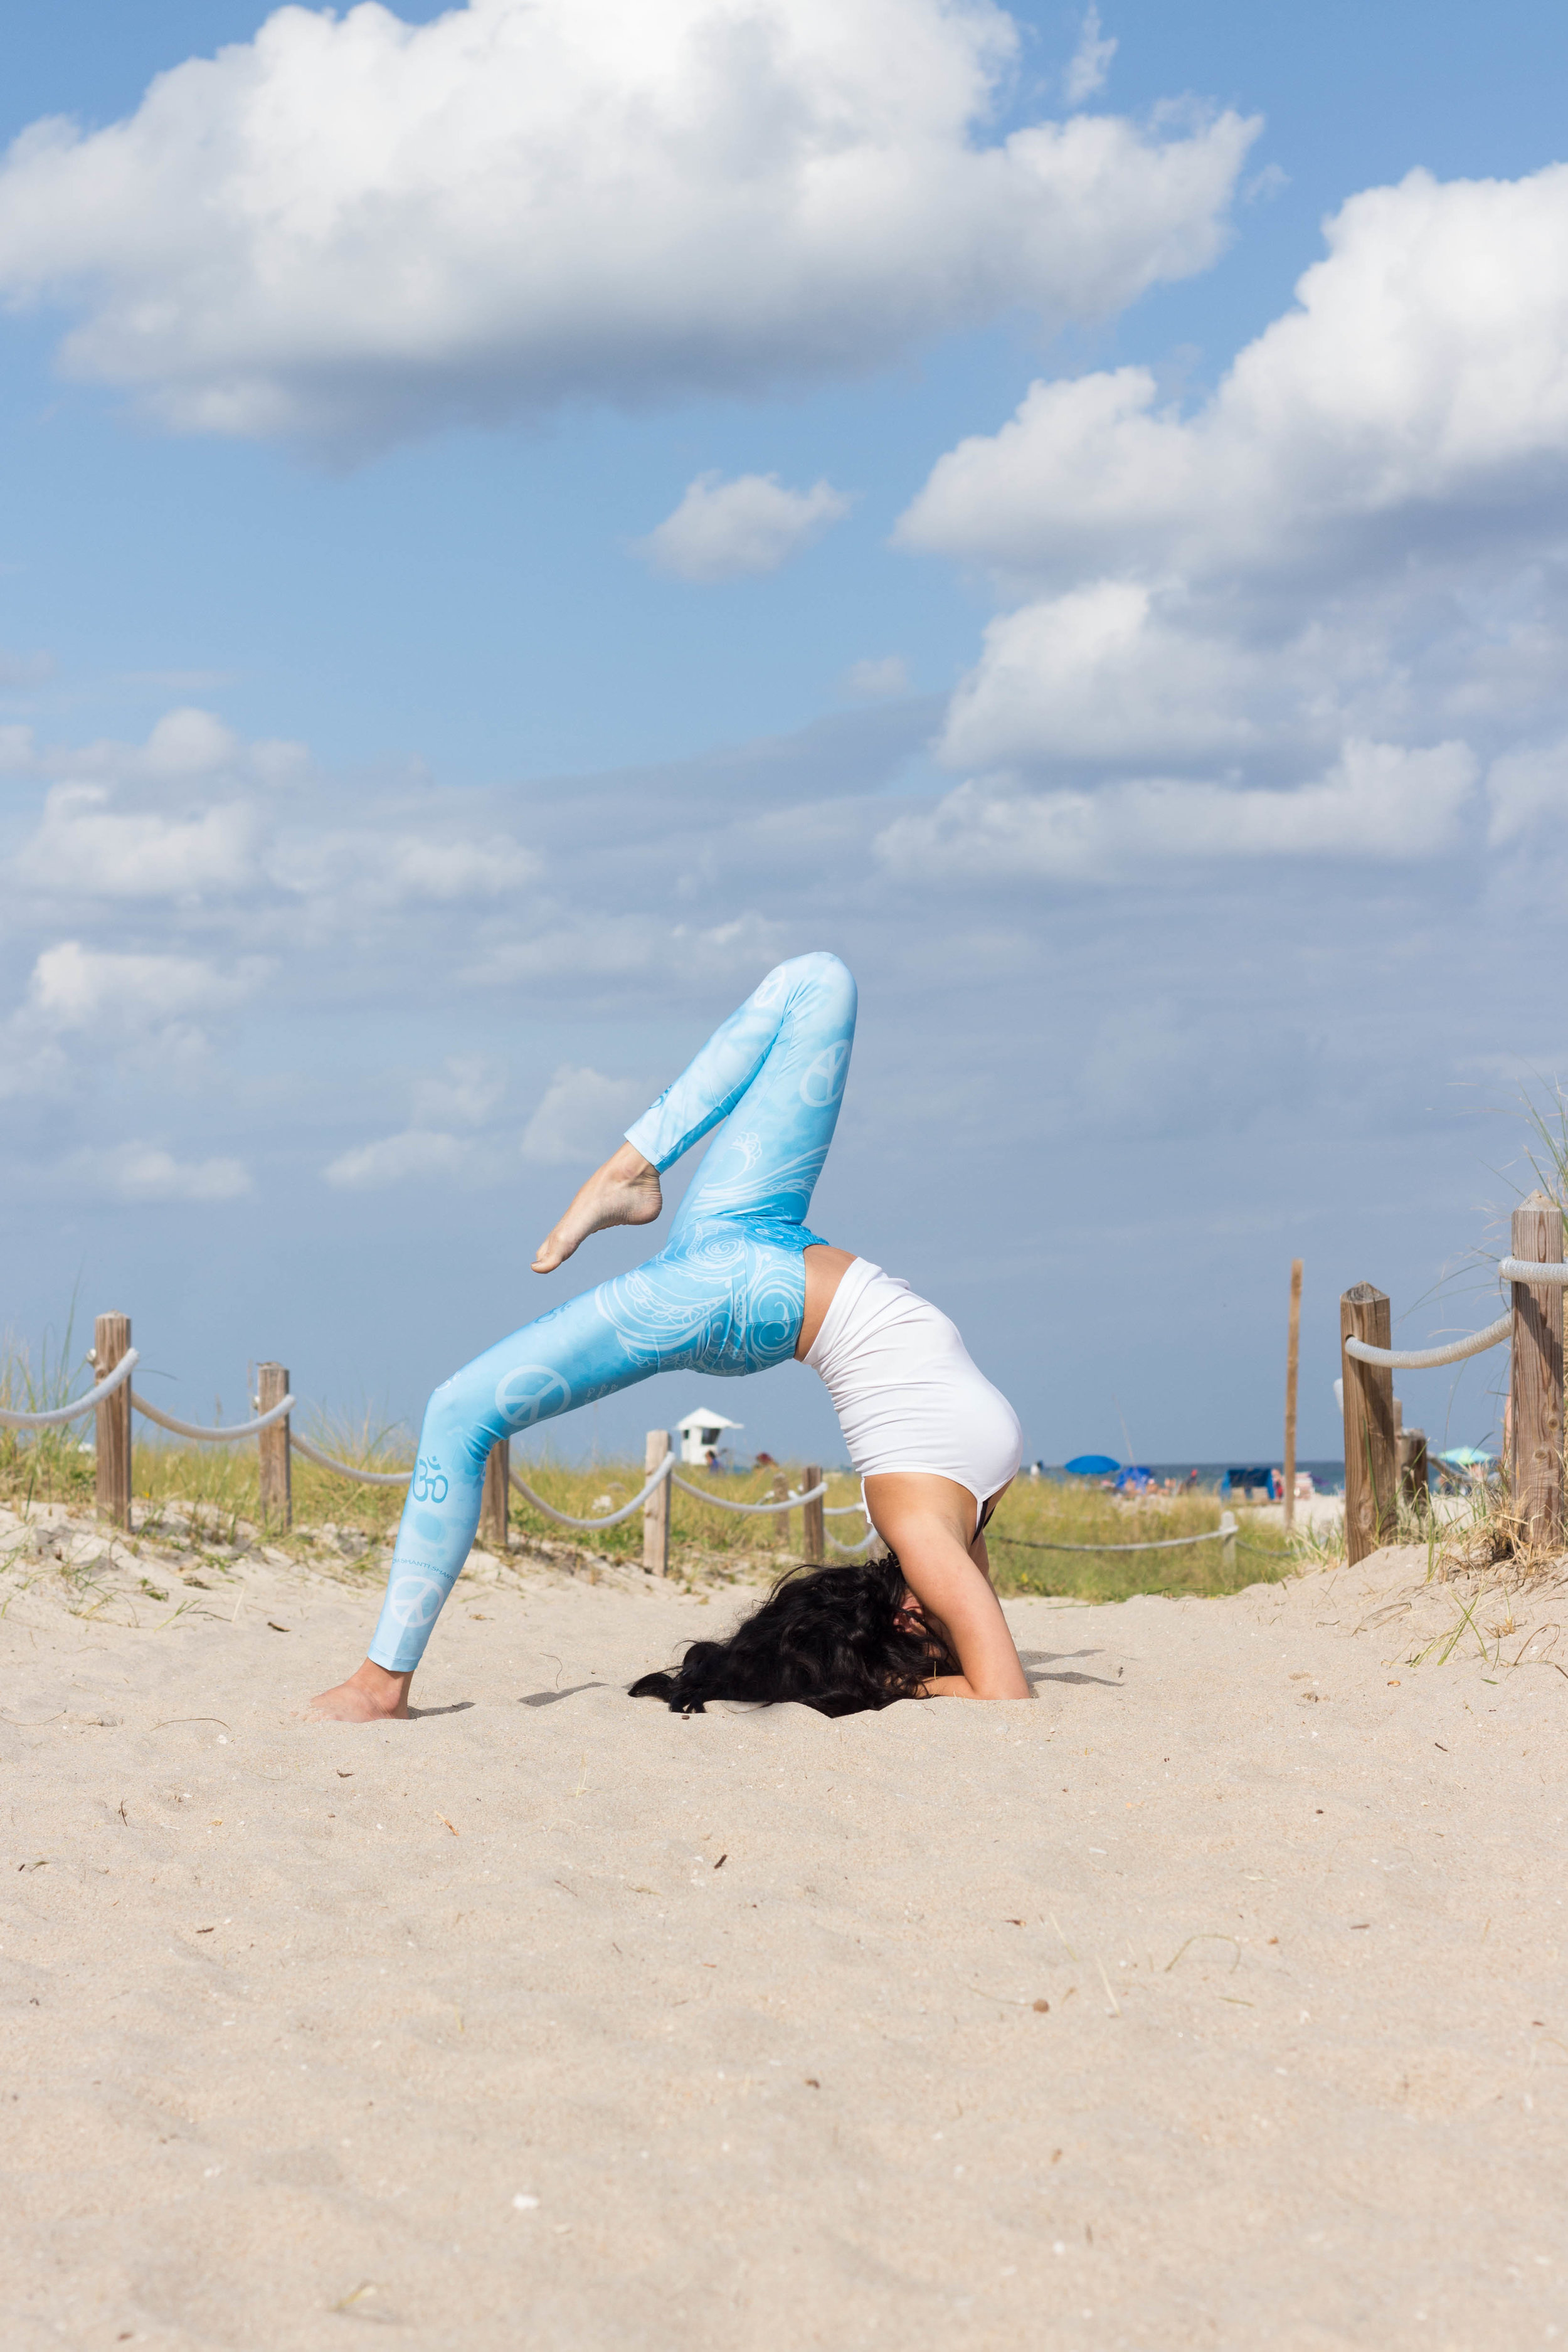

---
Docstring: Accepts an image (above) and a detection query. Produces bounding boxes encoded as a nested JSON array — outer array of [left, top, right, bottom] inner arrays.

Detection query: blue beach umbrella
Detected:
[[1064, 1453, 1120, 1476]]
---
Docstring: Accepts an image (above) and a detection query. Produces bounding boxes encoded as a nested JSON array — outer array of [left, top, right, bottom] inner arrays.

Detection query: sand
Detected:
[[3, 1505, 1566, 2351]]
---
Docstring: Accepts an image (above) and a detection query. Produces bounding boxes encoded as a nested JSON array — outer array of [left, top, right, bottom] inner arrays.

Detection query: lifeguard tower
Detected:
[[676, 1405, 744, 1466]]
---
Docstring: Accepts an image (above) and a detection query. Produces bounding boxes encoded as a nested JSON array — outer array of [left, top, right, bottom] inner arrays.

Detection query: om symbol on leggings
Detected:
[[411, 1456, 449, 1504]]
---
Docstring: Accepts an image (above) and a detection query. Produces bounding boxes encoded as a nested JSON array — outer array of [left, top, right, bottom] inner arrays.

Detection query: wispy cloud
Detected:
[[92, 1142, 252, 1202], [842, 655, 912, 700], [1065, 6, 1117, 103], [521, 1066, 650, 1165], [324, 1130, 472, 1191]]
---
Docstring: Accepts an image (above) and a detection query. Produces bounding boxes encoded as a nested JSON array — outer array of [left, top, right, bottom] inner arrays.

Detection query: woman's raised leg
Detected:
[[532, 952, 857, 1272], [655, 951, 857, 1241]]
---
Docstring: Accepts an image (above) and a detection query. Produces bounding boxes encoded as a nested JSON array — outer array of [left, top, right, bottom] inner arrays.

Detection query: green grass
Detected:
[[983, 1478, 1298, 1602]]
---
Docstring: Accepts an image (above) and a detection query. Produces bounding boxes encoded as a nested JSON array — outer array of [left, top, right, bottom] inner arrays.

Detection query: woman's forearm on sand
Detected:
[[921, 1671, 1032, 1701]]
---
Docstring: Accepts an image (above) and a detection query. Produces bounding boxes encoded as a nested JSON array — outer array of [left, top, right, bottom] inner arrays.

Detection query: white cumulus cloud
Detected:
[[897, 161, 1568, 822], [898, 164, 1568, 591], [0, 0, 1256, 453], [939, 581, 1262, 775], [638, 472, 851, 582]]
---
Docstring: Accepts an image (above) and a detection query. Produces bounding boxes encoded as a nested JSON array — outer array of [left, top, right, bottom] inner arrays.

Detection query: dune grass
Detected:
[[983, 1478, 1296, 1602]]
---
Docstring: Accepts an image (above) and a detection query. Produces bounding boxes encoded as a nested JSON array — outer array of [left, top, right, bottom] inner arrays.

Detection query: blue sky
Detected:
[[3, 0, 1565, 1469]]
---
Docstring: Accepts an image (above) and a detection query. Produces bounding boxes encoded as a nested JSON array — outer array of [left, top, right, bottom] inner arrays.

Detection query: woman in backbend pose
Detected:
[[310, 954, 1028, 1722]]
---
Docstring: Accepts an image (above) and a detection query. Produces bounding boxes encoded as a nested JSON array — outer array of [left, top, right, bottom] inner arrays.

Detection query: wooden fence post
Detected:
[[1283, 1259, 1303, 1534], [643, 1429, 670, 1575], [802, 1465, 825, 1565], [93, 1310, 132, 1528], [257, 1362, 292, 1531], [1219, 1510, 1237, 1576], [1398, 1425, 1429, 1515], [480, 1437, 510, 1552], [1510, 1189, 1564, 1548], [1340, 1284, 1397, 1564]]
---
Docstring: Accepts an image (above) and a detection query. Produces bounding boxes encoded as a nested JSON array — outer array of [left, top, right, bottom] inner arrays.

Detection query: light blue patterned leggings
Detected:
[[368, 951, 857, 1671]]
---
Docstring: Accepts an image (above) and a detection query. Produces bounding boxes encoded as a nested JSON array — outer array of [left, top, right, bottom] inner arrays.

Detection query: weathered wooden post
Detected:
[[1340, 1283, 1397, 1564], [1219, 1510, 1237, 1576], [93, 1310, 132, 1528], [480, 1437, 510, 1552], [1283, 1258, 1303, 1534], [1399, 1424, 1429, 1515], [643, 1429, 670, 1575], [1510, 1189, 1563, 1547], [802, 1465, 825, 1565], [257, 1361, 292, 1530]]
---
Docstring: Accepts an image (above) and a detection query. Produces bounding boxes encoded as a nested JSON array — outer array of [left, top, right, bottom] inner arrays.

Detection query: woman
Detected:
[[310, 953, 1029, 1722]]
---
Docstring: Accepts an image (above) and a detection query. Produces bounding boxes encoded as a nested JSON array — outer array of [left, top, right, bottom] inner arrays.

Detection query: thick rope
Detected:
[[669, 1476, 827, 1513], [829, 1527, 880, 1553], [1344, 1313, 1510, 1370], [510, 1451, 676, 1529], [0, 1348, 140, 1430], [133, 1391, 295, 1442], [289, 1432, 410, 1486], [988, 1522, 1234, 1556], [1500, 1257, 1568, 1284]]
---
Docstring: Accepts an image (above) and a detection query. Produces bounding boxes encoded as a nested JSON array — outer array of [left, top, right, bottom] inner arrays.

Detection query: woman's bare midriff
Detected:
[[795, 1243, 857, 1360]]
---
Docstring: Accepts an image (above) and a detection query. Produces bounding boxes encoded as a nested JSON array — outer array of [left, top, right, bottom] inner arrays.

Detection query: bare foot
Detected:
[[308, 1659, 413, 1722], [532, 1140, 662, 1273]]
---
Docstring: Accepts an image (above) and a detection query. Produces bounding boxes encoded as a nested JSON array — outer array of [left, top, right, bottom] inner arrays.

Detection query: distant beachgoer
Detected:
[[310, 954, 1026, 1722]]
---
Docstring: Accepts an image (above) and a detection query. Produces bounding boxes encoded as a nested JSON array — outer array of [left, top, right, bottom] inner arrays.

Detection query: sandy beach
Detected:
[[3, 1507, 1565, 2351]]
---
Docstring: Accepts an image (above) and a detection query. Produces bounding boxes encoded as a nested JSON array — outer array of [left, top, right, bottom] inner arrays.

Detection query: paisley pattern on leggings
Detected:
[[594, 1224, 803, 1377], [367, 953, 858, 1671]]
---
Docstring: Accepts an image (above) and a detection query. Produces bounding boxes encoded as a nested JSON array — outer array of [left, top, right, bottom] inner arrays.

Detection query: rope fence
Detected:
[[1343, 1315, 1512, 1372], [0, 1347, 139, 1431], [511, 1454, 675, 1530], [132, 1391, 295, 1442], [990, 1513, 1238, 1559], [289, 1433, 410, 1487], [671, 1475, 827, 1513], [10, 1284, 1357, 1581], [6, 1308, 881, 1572], [1338, 1193, 1568, 1564]]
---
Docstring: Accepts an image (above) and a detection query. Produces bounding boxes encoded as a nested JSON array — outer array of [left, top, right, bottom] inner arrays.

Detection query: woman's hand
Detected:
[[866, 1471, 1030, 1700]]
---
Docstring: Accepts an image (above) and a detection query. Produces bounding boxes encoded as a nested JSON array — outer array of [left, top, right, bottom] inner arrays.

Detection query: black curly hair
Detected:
[[628, 1554, 958, 1717]]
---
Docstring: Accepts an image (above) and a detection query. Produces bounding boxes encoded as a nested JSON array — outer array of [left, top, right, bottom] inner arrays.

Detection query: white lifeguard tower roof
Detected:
[[675, 1404, 744, 1464]]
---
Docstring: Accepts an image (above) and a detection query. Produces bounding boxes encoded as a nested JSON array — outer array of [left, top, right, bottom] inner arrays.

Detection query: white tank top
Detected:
[[803, 1258, 1022, 1509]]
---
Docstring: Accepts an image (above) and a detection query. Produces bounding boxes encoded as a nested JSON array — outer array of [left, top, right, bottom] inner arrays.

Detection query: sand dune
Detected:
[[3, 1505, 1565, 2348]]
